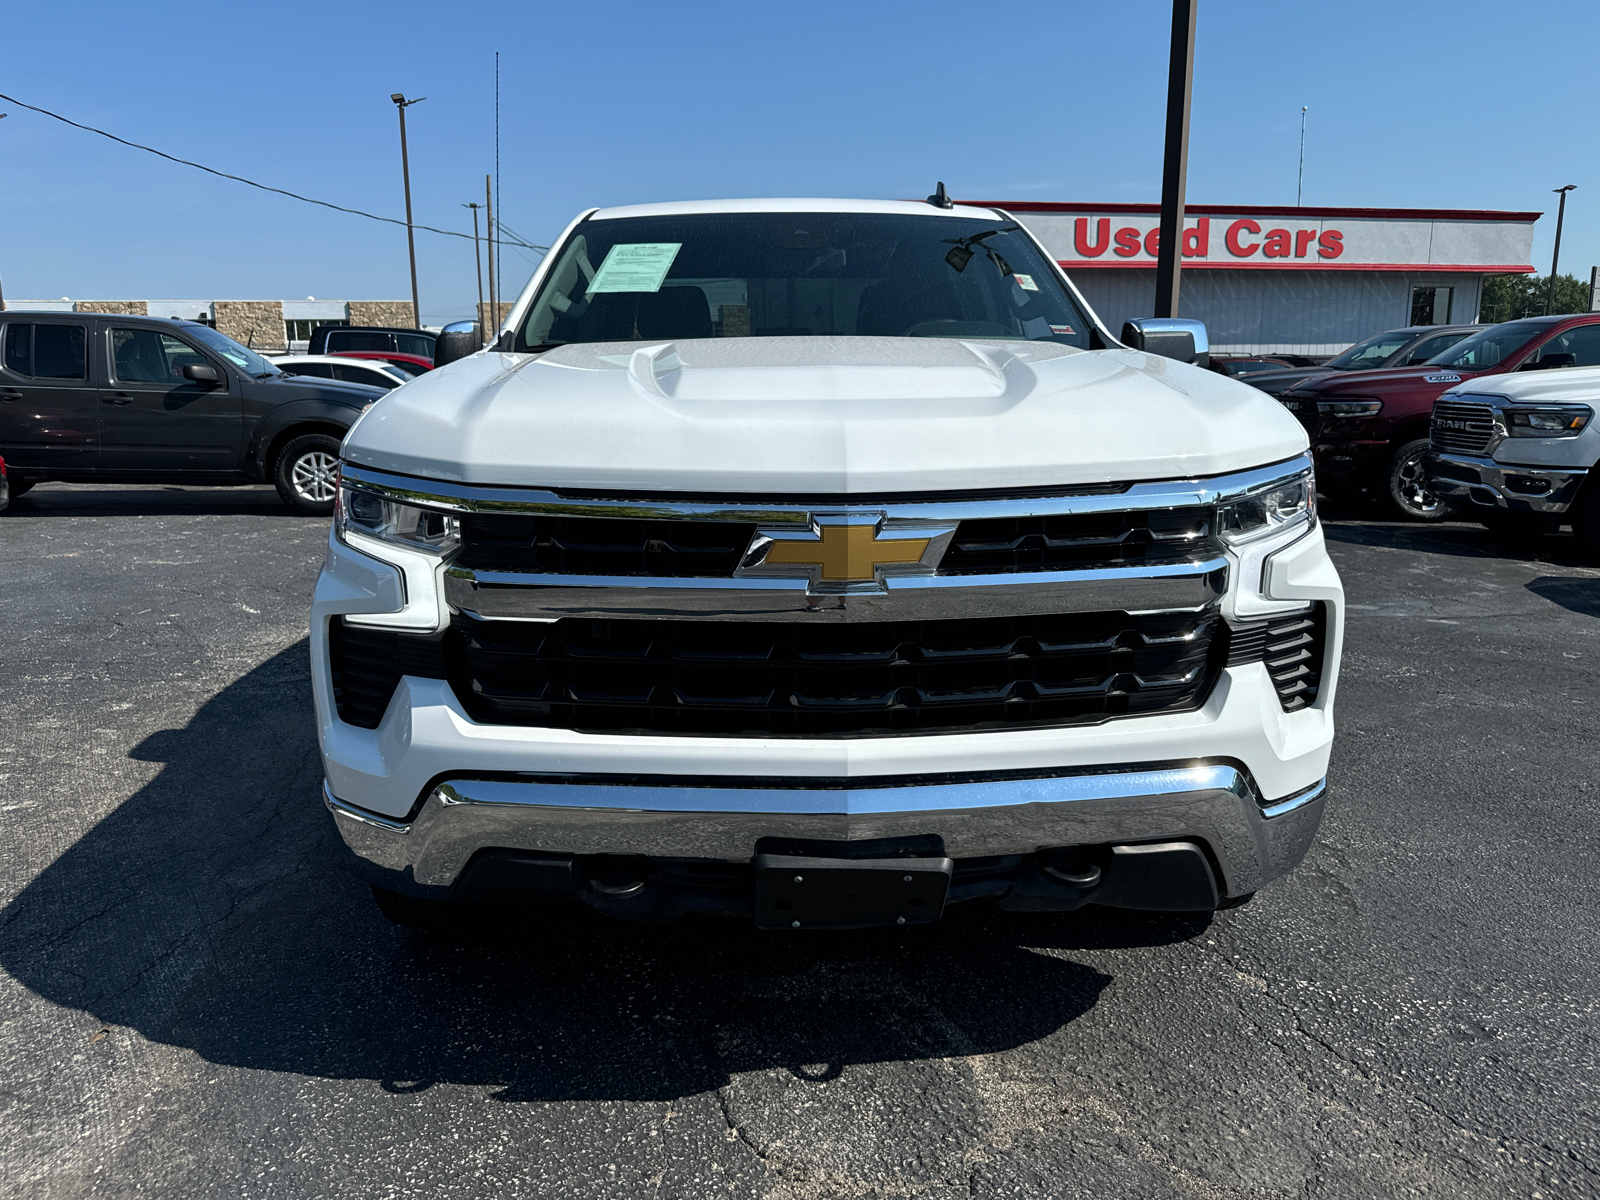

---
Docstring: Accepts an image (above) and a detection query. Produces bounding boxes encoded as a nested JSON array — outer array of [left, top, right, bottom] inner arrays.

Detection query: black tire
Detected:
[[1216, 891, 1257, 911], [370, 885, 450, 930], [1386, 438, 1453, 521], [273, 433, 342, 516]]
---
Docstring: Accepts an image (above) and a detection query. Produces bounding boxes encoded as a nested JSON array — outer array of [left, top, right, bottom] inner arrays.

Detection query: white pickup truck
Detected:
[[1426, 366, 1600, 553], [311, 196, 1344, 930]]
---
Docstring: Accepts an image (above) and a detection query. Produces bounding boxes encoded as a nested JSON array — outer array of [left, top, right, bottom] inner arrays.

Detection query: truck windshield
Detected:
[[1425, 320, 1546, 371], [516, 211, 1095, 352], [188, 325, 280, 377], [1325, 330, 1415, 370]]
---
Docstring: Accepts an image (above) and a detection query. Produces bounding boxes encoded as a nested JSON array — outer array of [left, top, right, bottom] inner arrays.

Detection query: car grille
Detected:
[[456, 513, 755, 577], [1227, 604, 1327, 712], [936, 507, 1216, 573], [1430, 400, 1497, 455], [456, 507, 1220, 578], [443, 609, 1226, 736]]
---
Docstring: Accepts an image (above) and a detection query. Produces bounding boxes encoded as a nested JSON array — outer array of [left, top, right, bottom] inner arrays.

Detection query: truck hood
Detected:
[[345, 337, 1309, 493]]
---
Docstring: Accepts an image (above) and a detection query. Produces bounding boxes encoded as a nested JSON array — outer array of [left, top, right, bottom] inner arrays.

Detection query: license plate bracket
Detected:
[[753, 854, 953, 930]]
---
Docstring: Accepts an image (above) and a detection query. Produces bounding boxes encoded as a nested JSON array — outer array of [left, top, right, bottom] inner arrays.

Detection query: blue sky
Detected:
[[3, 0, 1596, 325]]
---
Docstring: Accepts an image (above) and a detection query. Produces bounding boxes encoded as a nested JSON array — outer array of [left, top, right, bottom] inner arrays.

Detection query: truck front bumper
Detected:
[[1425, 451, 1587, 515], [326, 762, 1326, 914]]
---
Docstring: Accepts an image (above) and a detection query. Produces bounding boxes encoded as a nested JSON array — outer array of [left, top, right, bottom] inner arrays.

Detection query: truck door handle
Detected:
[[103, 393, 134, 406], [0, 388, 21, 402]]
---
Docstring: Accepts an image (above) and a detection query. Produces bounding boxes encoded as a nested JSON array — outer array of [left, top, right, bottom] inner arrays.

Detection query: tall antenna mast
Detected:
[[494, 52, 502, 327], [1297, 106, 1307, 206]]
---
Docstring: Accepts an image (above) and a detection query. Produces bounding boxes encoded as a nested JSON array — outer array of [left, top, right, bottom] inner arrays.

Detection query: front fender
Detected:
[[247, 400, 364, 479]]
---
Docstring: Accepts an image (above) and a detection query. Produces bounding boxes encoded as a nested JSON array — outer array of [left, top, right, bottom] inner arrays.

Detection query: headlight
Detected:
[[1217, 469, 1316, 545], [1317, 400, 1382, 417], [1505, 405, 1592, 438], [335, 481, 460, 555]]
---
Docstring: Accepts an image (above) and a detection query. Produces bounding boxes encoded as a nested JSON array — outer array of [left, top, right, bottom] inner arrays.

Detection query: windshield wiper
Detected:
[[526, 341, 567, 353]]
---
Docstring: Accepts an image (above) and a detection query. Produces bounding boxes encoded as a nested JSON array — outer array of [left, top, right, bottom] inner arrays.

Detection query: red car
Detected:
[[329, 351, 434, 377], [0, 455, 9, 511], [1276, 313, 1600, 518]]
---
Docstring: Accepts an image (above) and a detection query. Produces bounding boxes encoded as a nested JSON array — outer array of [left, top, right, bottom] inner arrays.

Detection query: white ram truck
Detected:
[[1426, 366, 1600, 553], [312, 196, 1344, 930]]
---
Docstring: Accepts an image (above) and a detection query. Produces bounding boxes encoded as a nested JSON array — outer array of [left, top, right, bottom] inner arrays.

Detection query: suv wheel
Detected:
[[273, 433, 342, 516], [1386, 438, 1452, 521]]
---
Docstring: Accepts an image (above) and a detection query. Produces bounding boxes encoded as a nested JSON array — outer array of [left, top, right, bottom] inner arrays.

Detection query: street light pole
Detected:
[[390, 93, 426, 330], [1297, 106, 1307, 206], [1547, 184, 1576, 315], [0, 112, 7, 312], [1153, 0, 1198, 319], [463, 202, 486, 345]]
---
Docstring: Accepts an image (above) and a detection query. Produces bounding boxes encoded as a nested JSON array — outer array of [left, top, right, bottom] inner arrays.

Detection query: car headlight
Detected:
[[1505, 405, 1592, 438], [1217, 469, 1316, 546], [1317, 400, 1382, 417], [335, 480, 460, 555]]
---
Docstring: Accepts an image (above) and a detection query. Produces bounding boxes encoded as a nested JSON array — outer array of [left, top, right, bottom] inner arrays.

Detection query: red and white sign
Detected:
[[969, 203, 1539, 274]]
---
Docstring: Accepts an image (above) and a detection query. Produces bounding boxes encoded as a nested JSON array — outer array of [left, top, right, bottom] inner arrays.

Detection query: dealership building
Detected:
[[990, 202, 1540, 356]]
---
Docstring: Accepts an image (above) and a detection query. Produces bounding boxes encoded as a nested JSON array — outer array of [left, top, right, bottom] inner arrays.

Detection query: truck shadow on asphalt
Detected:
[[1322, 517, 1596, 568], [6, 483, 297, 519], [0, 643, 1210, 1103]]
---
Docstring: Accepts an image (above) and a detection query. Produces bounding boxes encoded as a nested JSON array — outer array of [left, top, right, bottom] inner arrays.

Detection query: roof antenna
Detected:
[[926, 181, 954, 209]]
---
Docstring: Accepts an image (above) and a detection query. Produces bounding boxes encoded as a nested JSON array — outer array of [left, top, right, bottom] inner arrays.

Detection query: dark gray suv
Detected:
[[0, 313, 384, 514]]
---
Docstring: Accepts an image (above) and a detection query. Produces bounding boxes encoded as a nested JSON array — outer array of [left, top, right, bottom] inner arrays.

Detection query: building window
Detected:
[[1410, 286, 1453, 326], [285, 318, 346, 344]]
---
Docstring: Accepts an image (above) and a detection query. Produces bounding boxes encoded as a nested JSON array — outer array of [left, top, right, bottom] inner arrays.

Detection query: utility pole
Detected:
[[485, 174, 497, 345], [1153, 0, 1197, 319], [1547, 185, 1576, 315], [1297, 106, 1307, 206], [0, 112, 7, 312], [390, 93, 426, 329], [463, 202, 486, 346]]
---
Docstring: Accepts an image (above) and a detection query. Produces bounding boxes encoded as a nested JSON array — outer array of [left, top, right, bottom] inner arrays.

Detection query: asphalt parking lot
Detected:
[[1, 482, 1597, 1199]]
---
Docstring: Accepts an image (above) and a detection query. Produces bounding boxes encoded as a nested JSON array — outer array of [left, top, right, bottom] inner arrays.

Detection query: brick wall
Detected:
[[74, 301, 149, 315], [213, 301, 287, 352], [348, 301, 415, 329]]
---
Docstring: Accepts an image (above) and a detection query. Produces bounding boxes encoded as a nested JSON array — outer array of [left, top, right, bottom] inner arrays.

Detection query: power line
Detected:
[[0, 90, 546, 251]]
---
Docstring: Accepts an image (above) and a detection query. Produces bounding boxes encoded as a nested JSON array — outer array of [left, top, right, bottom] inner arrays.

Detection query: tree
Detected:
[[1479, 273, 1593, 323]]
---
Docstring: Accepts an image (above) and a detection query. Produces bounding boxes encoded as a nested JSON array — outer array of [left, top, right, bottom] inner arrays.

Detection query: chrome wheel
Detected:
[[1389, 440, 1450, 520], [290, 451, 339, 504]]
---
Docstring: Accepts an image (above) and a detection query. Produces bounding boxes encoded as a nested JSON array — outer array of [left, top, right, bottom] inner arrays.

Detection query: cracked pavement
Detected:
[[0, 482, 1596, 1198]]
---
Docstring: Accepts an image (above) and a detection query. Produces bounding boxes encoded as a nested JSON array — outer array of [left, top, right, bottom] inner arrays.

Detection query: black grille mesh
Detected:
[[938, 507, 1217, 573], [327, 620, 447, 729], [457, 513, 755, 577], [456, 507, 1221, 579], [1227, 604, 1328, 712], [444, 610, 1224, 736]]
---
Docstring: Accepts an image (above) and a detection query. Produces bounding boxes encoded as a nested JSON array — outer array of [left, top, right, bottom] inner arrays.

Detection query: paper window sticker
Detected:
[[1049, 324, 1076, 335], [588, 243, 683, 294], [1013, 274, 1039, 291]]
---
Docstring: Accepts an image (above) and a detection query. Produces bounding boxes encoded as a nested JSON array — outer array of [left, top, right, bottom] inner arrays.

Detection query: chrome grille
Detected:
[[1431, 400, 1497, 455]]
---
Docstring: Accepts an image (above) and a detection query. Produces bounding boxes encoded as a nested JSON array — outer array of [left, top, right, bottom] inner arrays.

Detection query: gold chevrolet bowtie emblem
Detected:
[[737, 515, 956, 591]]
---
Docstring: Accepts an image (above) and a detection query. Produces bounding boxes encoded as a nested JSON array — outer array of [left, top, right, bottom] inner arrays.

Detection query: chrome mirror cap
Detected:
[[1122, 317, 1210, 367]]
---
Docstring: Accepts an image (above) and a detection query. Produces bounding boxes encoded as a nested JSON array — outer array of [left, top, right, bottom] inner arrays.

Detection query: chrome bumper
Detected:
[[1425, 451, 1587, 515], [325, 763, 1325, 903]]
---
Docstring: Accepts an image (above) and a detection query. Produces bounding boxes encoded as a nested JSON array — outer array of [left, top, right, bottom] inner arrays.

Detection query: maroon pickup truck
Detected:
[[1276, 313, 1600, 518]]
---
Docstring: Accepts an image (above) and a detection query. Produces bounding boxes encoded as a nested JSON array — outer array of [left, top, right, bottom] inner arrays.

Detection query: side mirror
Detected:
[[182, 363, 222, 385], [433, 321, 482, 369], [1121, 317, 1210, 368]]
